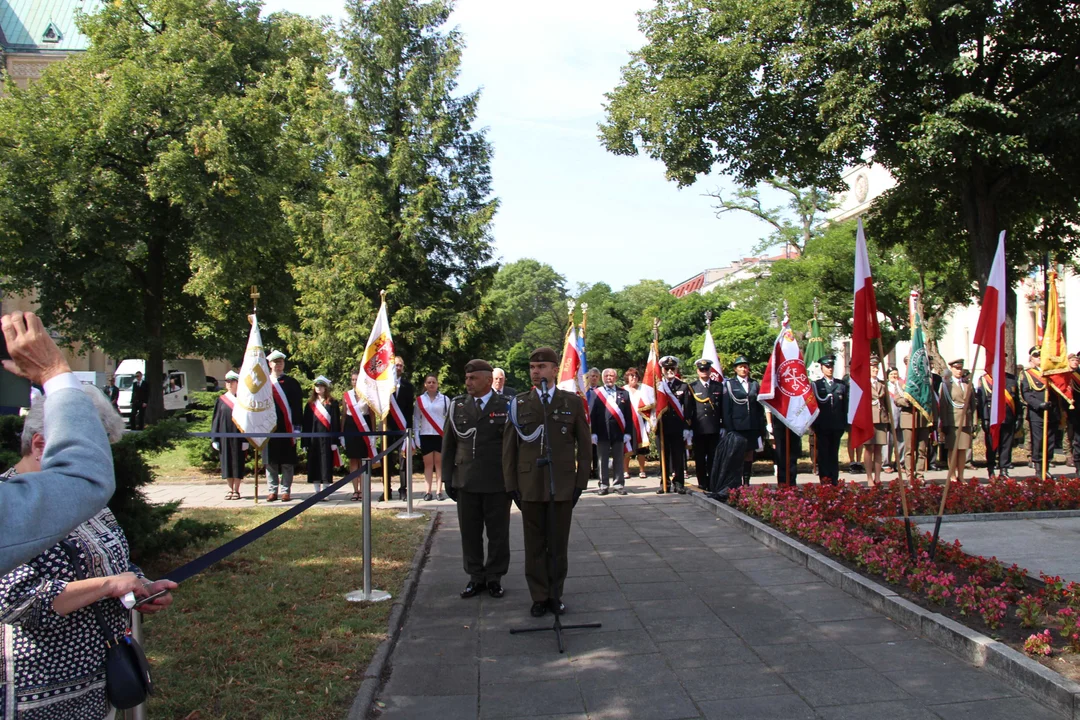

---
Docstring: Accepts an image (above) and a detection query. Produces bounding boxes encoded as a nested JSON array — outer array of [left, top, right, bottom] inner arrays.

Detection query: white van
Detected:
[[115, 358, 208, 420]]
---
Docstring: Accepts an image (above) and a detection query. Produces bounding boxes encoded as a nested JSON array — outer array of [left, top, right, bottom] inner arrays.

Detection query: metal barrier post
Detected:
[[397, 434, 423, 519], [346, 462, 391, 603], [127, 611, 147, 720]]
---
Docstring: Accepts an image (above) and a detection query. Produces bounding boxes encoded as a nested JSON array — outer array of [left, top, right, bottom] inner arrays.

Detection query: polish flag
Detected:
[[847, 218, 881, 449], [643, 336, 667, 424], [759, 315, 819, 435], [973, 232, 1007, 449]]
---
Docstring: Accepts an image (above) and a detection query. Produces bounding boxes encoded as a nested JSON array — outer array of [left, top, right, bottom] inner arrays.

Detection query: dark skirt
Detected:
[[420, 434, 443, 454]]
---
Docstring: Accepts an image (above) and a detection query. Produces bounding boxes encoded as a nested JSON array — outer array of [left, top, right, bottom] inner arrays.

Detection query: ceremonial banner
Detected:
[[1041, 270, 1074, 407], [233, 314, 276, 449], [358, 298, 396, 422], [973, 232, 1007, 448], [848, 218, 882, 449], [557, 322, 587, 398], [759, 316, 819, 435], [804, 316, 826, 381], [643, 335, 667, 423], [701, 326, 724, 381], [903, 315, 934, 422]]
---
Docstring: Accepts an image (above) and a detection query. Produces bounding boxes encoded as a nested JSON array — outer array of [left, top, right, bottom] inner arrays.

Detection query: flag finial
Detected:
[[705, 310, 713, 327], [250, 285, 259, 312]]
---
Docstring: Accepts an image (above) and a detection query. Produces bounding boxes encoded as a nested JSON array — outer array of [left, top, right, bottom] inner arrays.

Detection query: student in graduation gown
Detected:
[[212, 370, 248, 500], [302, 376, 342, 497]]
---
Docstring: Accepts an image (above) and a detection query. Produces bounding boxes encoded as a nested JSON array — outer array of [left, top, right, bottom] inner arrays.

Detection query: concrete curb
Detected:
[[687, 492, 1080, 719], [346, 510, 439, 720], [906, 508, 1080, 524]]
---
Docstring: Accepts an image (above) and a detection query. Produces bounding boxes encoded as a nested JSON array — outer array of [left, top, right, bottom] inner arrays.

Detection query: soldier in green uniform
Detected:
[[503, 347, 591, 618], [442, 359, 512, 600]]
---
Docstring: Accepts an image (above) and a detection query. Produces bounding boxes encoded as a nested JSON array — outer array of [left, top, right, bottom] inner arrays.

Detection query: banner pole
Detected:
[[382, 418, 390, 501], [876, 337, 913, 558], [254, 446, 259, 505], [1042, 388, 1049, 480], [398, 434, 423, 519], [347, 461, 391, 603]]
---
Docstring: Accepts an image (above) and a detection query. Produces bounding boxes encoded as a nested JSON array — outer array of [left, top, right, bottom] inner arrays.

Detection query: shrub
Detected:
[[0, 413, 24, 472], [182, 391, 220, 471]]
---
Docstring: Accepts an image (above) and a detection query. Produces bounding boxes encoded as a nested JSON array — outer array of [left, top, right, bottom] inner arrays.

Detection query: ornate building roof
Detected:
[[0, 0, 97, 55]]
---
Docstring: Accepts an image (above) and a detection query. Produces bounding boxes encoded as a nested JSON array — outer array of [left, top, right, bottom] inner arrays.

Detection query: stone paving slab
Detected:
[[920, 517, 1080, 584], [364, 479, 1062, 720]]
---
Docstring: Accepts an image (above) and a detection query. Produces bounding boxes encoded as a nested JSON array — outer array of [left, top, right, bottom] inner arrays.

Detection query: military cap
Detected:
[[1029, 346, 1041, 357], [529, 346, 559, 364], [732, 356, 750, 367], [266, 350, 286, 362], [314, 375, 331, 386], [224, 370, 240, 381], [1069, 352, 1079, 361], [694, 358, 713, 370], [948, 359, 964, 368], [820, 355, 836, 367], [659, 355, 680, 369], [464, 359, 493, 373], [869, 353, 880, 364]]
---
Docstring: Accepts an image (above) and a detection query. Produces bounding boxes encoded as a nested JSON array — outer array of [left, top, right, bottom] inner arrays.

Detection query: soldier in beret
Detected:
[[442, 359, 512, 599], [503, 346, 591, 618]]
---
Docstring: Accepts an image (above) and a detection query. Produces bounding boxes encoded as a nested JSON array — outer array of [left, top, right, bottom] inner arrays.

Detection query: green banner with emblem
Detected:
[[903, 316, 934, 423]]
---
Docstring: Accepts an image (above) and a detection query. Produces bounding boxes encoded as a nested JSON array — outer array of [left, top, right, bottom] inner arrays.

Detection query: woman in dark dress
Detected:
[[343, 370, 377, 501], [302, 376, 342, 496], [212, 370, 248, 500]]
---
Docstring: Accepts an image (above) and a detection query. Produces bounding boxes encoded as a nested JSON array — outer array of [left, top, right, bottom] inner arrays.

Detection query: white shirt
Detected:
[[414, 392, 449, 437]]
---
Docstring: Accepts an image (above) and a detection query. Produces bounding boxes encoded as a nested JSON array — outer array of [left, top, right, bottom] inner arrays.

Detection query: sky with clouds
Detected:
[[261, 0, 781, 291]]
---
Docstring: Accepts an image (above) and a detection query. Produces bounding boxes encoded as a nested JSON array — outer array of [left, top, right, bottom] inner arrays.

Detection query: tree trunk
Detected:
[[144, 227, 166, 424]]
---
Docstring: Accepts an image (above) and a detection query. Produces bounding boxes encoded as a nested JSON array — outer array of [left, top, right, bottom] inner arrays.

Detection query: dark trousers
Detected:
[[815, 429, 842, 484], [520, 500, 573, 603], [773, 426, 799, 486], [661, 429, 685, 487], [457, 489, 511, 584], [1069, 414, 1080, 468], [387, 448, 408, 493], [131, 404, 146, 430], [596, 440, 623, 489], [983, 424, 1016, 474], [693, 433, 718, 491], [1030, 416, 1057, 469]]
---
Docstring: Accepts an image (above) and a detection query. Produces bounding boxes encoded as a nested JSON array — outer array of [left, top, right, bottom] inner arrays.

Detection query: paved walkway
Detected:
[[369, 487, 1058, 720]]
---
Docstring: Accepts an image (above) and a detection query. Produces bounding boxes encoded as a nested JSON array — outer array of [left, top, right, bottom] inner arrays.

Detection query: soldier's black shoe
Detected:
[[656, 486, 666, 494], [598, 487, 609, 496], [615, 486, 627, 495], [488, 582, 504, 598], [548, 599, 566, 615], [530, 601, 548, 617], [460, 581, 487, 599], [675, 484, 686, 494]]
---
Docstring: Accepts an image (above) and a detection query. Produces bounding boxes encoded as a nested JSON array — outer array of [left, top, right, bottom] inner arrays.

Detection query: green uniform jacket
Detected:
[[503, 388, 591, 502], [441, 393, 509, 493]]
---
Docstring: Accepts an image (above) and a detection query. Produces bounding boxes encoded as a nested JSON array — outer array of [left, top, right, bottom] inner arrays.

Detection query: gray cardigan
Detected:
[[0, 385, 115, 573]]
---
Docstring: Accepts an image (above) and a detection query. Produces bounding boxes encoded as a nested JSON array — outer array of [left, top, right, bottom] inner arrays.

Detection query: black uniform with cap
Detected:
[[722, 356, 766, 485], [657, 356, 691, 493], [1020, 346, 1061, 472], [811, 355, 848, 485], [443, 359, 512, 599], [687, 359, 724, 492], [975, 368, 1020, 476]]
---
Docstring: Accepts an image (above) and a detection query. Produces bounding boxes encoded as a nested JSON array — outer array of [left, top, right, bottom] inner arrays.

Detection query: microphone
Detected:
[[540, 378, 549, 397]]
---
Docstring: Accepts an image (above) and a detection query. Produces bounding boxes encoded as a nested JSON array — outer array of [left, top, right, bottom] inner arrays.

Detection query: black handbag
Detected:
[[62, 541, 154, 710]]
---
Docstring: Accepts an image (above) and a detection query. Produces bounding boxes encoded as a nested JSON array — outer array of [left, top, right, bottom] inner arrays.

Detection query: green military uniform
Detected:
[[503, 385, 591, 604], [442, 388, 512, 588]]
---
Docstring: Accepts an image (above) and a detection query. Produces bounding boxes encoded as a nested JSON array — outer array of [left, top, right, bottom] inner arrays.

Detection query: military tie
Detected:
[[476, 397, 484, 412]]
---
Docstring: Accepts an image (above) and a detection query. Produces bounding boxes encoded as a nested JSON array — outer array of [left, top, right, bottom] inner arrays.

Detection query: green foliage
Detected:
[[710, 310, 775, 377], [289, 0, 498, 388], [628, 291, 737, 371], [0, 414, 24, 473], [0, 0, 337, 419], [601, 0, 1080, 316], [709, 179, 836, 254], [183, 391, 220, 471]]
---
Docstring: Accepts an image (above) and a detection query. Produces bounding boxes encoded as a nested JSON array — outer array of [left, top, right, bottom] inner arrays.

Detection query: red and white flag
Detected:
[[973, 232, 1007, 449], [701, 326, 724, 381], [357, 296, 396, 422], [759, 316, 819, 435], [643, 335, 666, 426], [847, 218, 881, 449]]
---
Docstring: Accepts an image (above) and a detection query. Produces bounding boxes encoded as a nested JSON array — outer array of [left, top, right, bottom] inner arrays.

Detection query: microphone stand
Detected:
[[510, 378, 602, 653]]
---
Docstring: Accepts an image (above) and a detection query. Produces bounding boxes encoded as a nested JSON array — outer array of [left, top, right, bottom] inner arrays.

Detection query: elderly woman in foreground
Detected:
[[0, 387, 176, 720]]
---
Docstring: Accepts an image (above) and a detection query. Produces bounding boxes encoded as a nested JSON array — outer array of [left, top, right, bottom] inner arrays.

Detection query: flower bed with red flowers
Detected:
[[729, 479, 1080, 681]]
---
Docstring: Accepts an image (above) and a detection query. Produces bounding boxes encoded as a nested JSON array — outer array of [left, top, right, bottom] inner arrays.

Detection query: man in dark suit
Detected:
[[975, 360, 1020, 479], [1020, 347, 1060, 477], [503, 346, 591, 618], [386, 355, 416, 501], [443, 359, 512, 600], [811, 355, 848, 485], [103, 375, 120, 411], [264, 350, 304, 502], [130, 371, 148, 429], [492, 367, 517, 398], [590, 368, 633, 495], [722, 356, 765, 486], [687, 358, 724, 492], [657, 356, 691, 494]]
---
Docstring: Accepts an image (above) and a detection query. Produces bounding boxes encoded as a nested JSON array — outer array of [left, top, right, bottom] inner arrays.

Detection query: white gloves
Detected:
[[591, 434, 598, 445], [331, 445, 338, 452], [242, 442, 249, 451], [212, 441, 220, 451], [623, 434, 631, 445], [683, 430, 693, 444]]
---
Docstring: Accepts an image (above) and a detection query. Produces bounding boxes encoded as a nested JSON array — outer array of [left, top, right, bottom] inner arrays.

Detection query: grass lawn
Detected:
[[146, 445, 214, 482], [139, 507, 430, 719]]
